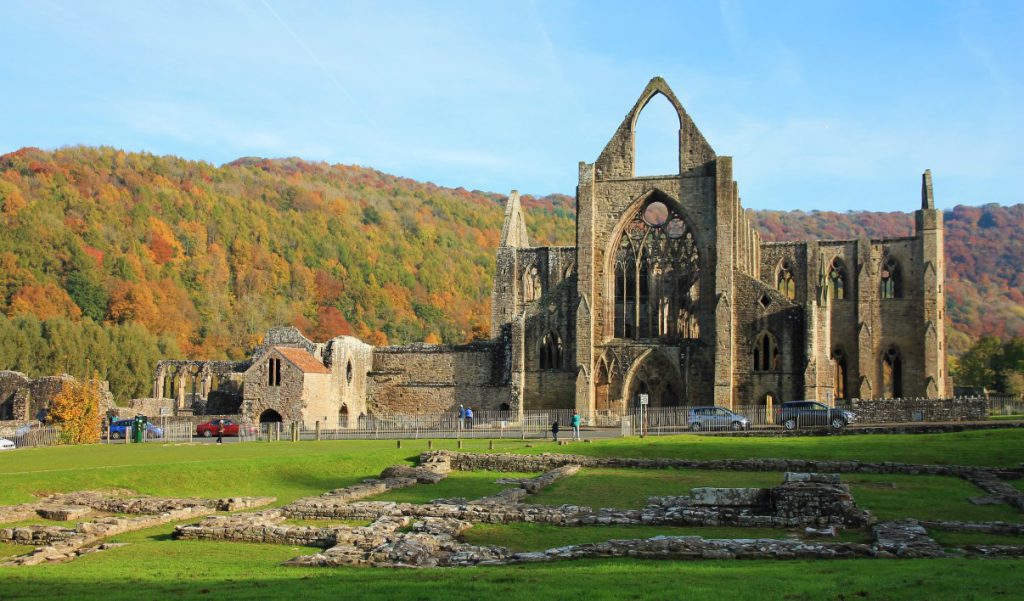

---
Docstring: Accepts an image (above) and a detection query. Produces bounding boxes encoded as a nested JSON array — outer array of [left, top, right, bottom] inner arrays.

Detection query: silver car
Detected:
[[688, 407, 750, 431]]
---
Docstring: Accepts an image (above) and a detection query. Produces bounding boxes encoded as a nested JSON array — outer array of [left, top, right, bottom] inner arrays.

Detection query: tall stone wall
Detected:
[[368, 343, 511, 414]]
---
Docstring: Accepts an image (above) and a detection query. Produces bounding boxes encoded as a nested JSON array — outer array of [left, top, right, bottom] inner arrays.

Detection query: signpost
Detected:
[[639, 393, 649, 438]]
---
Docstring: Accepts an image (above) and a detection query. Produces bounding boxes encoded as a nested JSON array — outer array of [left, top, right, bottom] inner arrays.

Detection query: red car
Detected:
[[196, 419, 255, 437]]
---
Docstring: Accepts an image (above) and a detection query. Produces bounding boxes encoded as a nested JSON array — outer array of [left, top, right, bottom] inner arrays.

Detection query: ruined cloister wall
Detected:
[[368, 343, 511, 414]]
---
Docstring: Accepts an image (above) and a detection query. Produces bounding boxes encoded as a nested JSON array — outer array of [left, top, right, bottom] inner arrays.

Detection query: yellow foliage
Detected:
[[8, 283, 82, 320], [48, 376, 103, 445]]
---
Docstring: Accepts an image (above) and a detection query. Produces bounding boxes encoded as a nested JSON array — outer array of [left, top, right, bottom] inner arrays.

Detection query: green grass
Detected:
[[462, 523, 872, 551], [525, 468, 782, 508], [929, 530, 1024, 547], [845, 474, 1024, 522], [2, 431, 1024, 600], [515, 429, 1024, 466], [366, 470, 537, 504]]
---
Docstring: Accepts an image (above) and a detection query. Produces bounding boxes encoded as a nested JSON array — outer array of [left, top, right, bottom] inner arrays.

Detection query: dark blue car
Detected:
[[108, 419, 163, 439]]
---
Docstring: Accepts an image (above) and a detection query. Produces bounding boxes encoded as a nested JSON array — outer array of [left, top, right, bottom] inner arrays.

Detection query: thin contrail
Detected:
[[260, 0, 380, 132]]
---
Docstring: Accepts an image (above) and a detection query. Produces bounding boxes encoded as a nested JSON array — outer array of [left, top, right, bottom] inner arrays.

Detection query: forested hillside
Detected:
[[0, 146, 1020, 400]]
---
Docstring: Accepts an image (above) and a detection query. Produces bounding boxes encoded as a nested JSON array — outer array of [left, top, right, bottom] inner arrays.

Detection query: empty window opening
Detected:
[[633, 93, 680, 177], [539, 332, 563, 370], [828, 257, 847, 300], [267, 358, 282, 386], [882, 345, 902, 399], [346, 360, 353, 384], [881, 257, 902, 299], [832, 348, 847, 400], [612, 197, 700, 341], [776, 261, 796, 300], [753, 331, 779, 372]]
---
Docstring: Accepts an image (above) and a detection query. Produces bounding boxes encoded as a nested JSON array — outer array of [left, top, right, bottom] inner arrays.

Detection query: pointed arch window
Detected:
[[832, 348, 847, 400], [882, 345, 902, 398], [539, 332, 563, 370], [612, 196, 700, 341], [777, 261, 796, 300], [828, 258, 847, 300], [753, 331, 779, 372], [881, 257, 901, 299]]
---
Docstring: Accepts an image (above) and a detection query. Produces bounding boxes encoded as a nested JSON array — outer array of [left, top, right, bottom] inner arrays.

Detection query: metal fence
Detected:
[[248, 409, 582, 442], [2, 396, 1023, 449], [988, 395, 1024, 416]]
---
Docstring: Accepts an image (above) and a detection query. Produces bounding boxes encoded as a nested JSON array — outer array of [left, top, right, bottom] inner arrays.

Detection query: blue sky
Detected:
[[1, 0, 1021, 211]]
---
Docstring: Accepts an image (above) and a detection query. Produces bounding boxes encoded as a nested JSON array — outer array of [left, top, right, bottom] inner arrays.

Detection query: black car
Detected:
[[774, 401, 855, 430]]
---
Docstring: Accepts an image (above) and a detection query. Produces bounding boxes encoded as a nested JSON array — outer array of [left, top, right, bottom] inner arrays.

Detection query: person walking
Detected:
[[551, 419, 560, 442], [571, 410, 581, 441], [215, 420, 224, 445], [465, 407, 474, 429], [458, 404, 465, 430]]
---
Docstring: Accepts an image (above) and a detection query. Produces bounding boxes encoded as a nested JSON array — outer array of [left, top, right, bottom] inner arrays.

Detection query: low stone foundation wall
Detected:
[[841, 398, 988, 424], [922, 520, 1024, 536], [4, 506, 215, 566]]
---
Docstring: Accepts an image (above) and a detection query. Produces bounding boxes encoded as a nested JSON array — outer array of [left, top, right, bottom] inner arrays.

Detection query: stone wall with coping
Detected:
[[841, 397, 987, 423]]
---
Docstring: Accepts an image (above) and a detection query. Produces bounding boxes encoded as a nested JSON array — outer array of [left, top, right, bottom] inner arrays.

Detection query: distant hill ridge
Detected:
[[0, 146, 1020, 398]]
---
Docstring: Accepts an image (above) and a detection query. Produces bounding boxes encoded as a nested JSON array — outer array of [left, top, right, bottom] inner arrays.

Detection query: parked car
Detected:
[[196, 419, 256, 437], [687, 407, 750, 431], [0, 438, 15, 450], [108, 419, 163, 439], [774, 401, 855, 430]]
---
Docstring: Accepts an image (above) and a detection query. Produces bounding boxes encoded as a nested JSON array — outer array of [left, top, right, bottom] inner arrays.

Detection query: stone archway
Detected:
[[259, 409, 283, 423], [339, 404, 349, 428], [624, 350, 685, 408]]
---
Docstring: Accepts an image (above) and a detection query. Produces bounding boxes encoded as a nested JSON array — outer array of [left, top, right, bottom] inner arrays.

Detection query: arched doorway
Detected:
[[259, 409, 283, 423], [625, 351, 685, 408], [339, 404, 349, 428]]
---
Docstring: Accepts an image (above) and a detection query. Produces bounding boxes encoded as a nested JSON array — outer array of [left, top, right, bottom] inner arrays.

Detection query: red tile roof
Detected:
[[273, 346, 330, 374]]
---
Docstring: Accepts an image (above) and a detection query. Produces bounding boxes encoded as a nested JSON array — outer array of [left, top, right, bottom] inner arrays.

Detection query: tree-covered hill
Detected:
[[0, 146, 1019, 399]]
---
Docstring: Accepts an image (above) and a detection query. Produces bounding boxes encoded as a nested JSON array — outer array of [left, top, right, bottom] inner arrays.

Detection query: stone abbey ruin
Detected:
[[146, 77, 949, 428]]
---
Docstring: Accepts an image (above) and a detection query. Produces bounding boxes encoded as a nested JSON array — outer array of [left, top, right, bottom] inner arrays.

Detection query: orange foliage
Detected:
[[8, 283, 82, 320], [309, 305, 354, 340]]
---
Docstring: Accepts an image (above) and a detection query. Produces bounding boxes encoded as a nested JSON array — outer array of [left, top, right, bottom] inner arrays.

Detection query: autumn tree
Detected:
[[48, 374, 103, 444]]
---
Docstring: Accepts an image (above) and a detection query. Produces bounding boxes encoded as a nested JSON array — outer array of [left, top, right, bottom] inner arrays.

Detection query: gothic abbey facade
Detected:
[[151, 78, 949, 426]]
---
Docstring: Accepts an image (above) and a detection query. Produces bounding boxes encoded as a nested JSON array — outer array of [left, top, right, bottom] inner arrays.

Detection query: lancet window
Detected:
[[539, 332, 563, 370], [828, 258, 847, 300], [777, 261, 796, 300], [880, 257, 901, 299], [752, 331, 779, 372]]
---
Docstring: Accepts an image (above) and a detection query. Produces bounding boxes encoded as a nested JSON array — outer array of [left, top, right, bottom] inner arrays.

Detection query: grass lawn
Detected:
[[845, 474, 1024, 523], [366, 470, 537, 504], [462, 523, 872, 550], [525, 467, 782, 508], [1, 430, 1023, 600], [928, 530, 1024, 547]]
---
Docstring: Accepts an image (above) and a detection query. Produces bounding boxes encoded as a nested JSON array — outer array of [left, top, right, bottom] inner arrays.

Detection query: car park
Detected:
[[774, 401, 855, 430], [0, 438, 15, 450], [687, 406, 750, 431], [196, 419, 255, 437], [108, 419, 163, 439]]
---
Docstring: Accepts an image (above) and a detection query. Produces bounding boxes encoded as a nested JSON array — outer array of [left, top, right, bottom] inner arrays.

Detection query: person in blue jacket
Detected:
[[571, 410, 581, 441]]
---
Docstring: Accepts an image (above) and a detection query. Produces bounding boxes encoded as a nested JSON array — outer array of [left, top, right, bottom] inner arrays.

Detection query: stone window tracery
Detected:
[[828, 258, 847, 300], [612, 198, 700, 340], [881, 257, 901, 299], [539, 332, 563, 369], [776, 261, 796, 300]]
